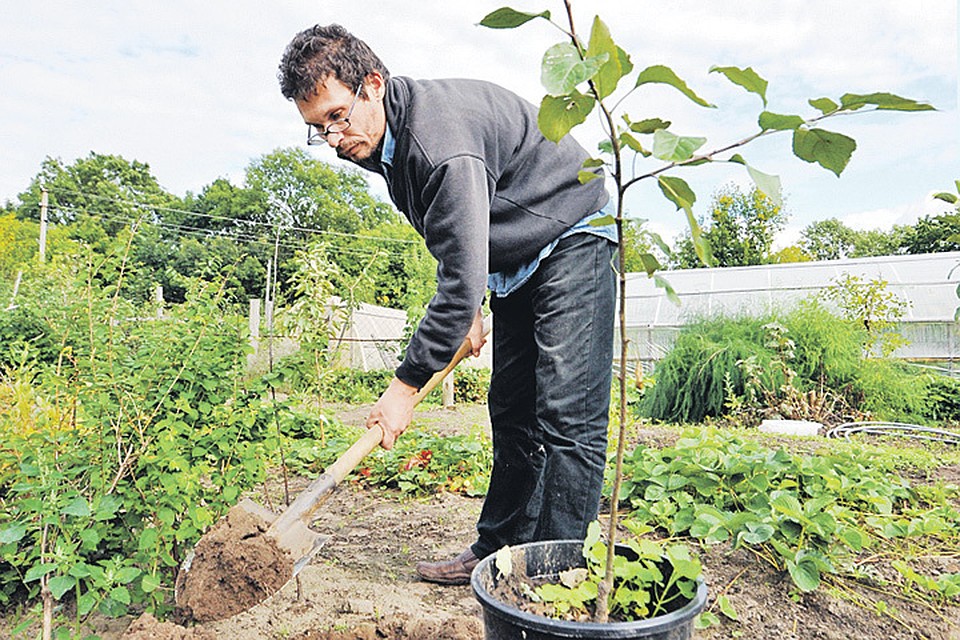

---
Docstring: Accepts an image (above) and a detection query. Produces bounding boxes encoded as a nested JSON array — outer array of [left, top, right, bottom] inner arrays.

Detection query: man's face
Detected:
[[297, 74, 386, 163]]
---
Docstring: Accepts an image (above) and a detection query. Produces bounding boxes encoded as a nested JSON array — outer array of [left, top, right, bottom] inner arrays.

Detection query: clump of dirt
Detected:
[[294, 613, 482, 640], [176, 503, 293, 622], [120, 613, 214, 640]]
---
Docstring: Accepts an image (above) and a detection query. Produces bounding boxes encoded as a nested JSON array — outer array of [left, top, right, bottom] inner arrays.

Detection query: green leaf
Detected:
[[653, 274, 680, 305], [728, 153, 782, 206], [589, 214, 615, 227], [25, 562, 58, 583], [47, 575, 76, 600], [771, 493, 804, 520], [115, 567, 141, 584], [587, 16, 629, 99], [627, 117, 671, 134], [0, 523, 27, 544], [139, 528, 159, 552], [636, 65, 715, 108], [787, 557, 821, 592], [657, 175, 712, 265], [758, 111, 804, 131], [717, 594, 739, 620], [479, 7, 550, 29], [538, 91, 595, 142], [141, 573, 161, 594], [78, 528, 101, 551], [738, 523, 775, 545], [710, 65, 767, 105], [61, 496, 91, 517], [619, 132, 649, 155], [840, 92, 935, 112], [652, 129, 706, 162], [541, 42, 608, 96], [579, 157, 605, 183], [933, 192, 958, 204], [639, 252, 662, 277], [657, 176, 696, 210], [77, 592, 97, 617], [809, 97, 839, 115], [792, 128, 856, 177], [696, 611, 720, 629], [110, 585, 131, 606]]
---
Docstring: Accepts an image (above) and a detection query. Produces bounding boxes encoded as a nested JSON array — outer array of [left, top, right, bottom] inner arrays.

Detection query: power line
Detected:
[[44, 186, 419, 245], [50, 205, 415, 260]]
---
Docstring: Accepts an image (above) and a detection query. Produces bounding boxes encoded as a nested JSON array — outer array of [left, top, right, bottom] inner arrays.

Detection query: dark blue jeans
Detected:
[[472, 232, 615, 559]]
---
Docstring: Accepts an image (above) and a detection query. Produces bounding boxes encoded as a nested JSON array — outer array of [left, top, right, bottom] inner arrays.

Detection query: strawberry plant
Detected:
[[285, 419, 492, 497], [618, 428, 960, 599]]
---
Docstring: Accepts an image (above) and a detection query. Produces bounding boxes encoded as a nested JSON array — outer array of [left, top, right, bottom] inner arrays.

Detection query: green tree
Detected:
[[673, 184, 786, 268], [16, 153, 177, 232], [901, 213, 960, 254], [244, 148, 396, 236], [800, 218, 858, 260], [768, 245, 811, 264], [0, 214, 38, 279]]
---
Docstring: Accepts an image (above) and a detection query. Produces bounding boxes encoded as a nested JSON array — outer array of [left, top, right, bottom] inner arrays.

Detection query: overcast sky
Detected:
[[1, 1, 956, 245]]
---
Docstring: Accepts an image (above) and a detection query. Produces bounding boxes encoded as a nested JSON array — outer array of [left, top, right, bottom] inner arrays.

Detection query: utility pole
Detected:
[[39, 188, 48, 263]]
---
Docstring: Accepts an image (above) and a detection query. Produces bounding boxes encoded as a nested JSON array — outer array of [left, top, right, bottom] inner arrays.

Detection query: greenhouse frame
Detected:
[[620, 251, 960, 372]]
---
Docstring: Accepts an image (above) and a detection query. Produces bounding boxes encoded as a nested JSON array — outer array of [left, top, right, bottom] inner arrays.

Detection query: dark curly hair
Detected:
[[278, 24, 390, 101]]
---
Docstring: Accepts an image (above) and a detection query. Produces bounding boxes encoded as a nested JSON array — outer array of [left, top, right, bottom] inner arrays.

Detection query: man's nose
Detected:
[[327, 131, 346, 147]]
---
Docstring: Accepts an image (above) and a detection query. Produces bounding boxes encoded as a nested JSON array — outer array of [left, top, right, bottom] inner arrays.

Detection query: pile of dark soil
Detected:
[[175, 503, 294, 622]]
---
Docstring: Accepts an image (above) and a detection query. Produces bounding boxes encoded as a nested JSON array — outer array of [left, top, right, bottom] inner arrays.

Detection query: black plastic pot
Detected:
[[472, 540, 707, 640]]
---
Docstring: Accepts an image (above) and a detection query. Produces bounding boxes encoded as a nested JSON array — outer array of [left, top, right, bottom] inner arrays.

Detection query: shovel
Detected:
[[174, 318, 490, 618]]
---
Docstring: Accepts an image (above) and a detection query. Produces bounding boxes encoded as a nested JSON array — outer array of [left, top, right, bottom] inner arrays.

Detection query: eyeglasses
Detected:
[[306, 83, 363, 146]]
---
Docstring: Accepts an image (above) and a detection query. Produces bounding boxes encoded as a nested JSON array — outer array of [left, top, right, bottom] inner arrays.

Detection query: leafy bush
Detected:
[[922, 374, 960, 423], [638, 302, 943, 425], [453, 367, 490, 404], [638, 314, 785, 423], [0, 263, 275, 626]]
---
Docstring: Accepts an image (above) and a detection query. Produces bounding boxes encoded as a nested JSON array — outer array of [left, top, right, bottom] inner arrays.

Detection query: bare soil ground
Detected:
[[13, 404, 960, 639]]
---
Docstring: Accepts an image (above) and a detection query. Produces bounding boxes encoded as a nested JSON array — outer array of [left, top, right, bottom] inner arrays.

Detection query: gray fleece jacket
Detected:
[[358, 76, 608, 388]]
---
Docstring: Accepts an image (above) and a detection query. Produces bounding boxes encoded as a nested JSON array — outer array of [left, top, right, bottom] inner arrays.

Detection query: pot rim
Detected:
[[471, 539, 708, 637]]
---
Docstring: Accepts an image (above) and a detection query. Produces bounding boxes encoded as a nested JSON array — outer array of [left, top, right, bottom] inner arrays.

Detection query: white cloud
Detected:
[[0, 0, 955, 227]]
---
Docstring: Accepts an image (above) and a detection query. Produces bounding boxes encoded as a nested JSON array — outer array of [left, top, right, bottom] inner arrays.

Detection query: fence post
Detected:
[[442, 374, 455, 408], [155, 285, 164, 319], [249, 298, 261, 353], [39, 189, 48, 264]]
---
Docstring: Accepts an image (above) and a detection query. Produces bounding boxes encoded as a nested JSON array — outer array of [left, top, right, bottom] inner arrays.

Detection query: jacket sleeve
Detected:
[[395, 155, 491, 388]]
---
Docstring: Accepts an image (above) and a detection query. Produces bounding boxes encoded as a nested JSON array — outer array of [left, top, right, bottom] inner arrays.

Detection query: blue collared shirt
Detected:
[[381, 123, 616, 298]]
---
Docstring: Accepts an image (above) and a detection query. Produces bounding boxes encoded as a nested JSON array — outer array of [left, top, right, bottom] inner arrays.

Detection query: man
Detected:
[[278, 24, 615, 585]]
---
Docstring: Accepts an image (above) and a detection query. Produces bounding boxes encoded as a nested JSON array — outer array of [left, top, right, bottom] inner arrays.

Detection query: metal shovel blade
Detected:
[[174, 498, 331, 608]]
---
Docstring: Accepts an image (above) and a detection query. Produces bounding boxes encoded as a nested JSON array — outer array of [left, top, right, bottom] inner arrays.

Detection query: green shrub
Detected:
[[781, 301, 864, 387], [285, 417, 491, 497], [638, 302, 943, 425], [638, 314, 785, 423], [0, 267, 274, 624], [453, 367, 490, 404], [922, 374, 960, 422]]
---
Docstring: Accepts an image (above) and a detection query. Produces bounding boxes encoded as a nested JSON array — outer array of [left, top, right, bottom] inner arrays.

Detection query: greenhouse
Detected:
[[621, 251, 960, 371]]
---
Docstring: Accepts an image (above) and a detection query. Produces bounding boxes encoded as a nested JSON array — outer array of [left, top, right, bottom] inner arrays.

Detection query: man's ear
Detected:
[[365, 72, 386, 100]]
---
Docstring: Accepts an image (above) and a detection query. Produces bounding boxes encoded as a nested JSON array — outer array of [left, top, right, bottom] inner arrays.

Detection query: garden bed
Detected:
[[3, 404, 958, 640]]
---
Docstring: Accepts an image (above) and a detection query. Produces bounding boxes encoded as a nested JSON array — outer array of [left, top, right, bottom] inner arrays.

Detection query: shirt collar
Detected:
[[381, 123, 396, 169]]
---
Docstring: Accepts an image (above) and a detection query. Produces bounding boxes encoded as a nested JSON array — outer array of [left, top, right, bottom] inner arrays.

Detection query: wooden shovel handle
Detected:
[[267, 317, 491, 536], [326, 322, 486, 482]]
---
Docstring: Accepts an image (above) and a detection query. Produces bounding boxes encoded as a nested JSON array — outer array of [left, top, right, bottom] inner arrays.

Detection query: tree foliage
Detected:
[[673, 184, 786, 269]]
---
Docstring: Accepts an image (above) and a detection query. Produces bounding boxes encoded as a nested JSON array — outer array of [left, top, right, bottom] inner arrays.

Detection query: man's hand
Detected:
[[467, 309, 487, 357], [367, 377, 419, 450]]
